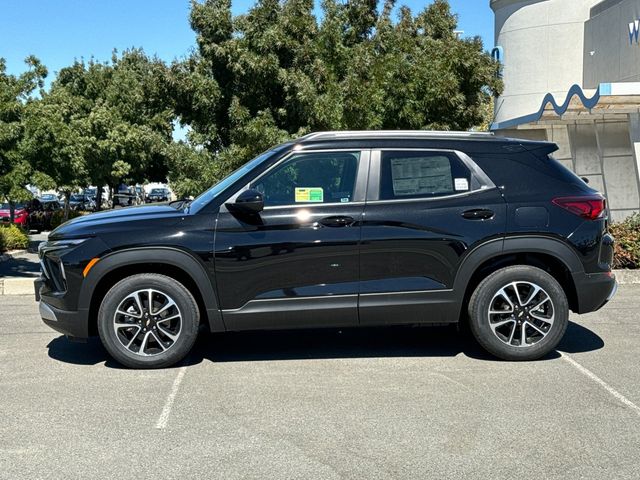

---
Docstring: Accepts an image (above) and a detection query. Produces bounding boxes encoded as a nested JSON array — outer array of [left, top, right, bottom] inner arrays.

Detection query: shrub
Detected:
[[610, 214, 640, 269], [50, 209, 86, 229], [0, 224, 29, 251]]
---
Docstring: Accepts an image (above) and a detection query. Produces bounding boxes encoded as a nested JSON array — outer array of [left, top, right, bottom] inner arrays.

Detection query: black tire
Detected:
[[97, 273, 200, 369], [468, 265, 568, 361]]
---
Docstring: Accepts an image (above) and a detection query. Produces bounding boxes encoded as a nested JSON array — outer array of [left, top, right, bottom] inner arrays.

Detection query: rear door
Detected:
[[214, 149, 369, 330], [359, 148, 507, 325]]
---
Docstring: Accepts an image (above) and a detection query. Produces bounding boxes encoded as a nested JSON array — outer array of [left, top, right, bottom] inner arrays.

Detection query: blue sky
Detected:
[[0, 0, 494, 80]]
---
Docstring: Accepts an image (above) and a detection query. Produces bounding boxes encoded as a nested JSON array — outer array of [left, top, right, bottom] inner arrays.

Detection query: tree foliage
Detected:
[[0, 0, 501, 204], [0, 56, 47, 209], [168, 0, 501, 196], [47, 50, 176, 201]]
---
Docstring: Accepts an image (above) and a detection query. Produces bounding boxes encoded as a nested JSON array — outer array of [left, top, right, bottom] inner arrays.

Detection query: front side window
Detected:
[[252, 151, 360, 207], [380, 151, 472, 200]]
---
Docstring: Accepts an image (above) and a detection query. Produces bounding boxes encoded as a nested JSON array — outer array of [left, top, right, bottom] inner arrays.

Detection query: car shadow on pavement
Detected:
[[0, 256, 40, 277], [46, 337, 124, 368], [45, 321, 604, 368]]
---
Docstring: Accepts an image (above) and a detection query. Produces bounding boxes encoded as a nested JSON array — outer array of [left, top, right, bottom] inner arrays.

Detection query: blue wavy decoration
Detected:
[[491, 84, 601, 131]]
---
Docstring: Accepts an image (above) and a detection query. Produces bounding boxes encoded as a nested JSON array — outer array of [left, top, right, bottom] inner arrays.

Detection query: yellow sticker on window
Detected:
[[295, 187, 324, 202]]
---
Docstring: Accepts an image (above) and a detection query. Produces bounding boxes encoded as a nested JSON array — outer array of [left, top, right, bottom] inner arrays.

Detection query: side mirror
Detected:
[[227, 189, 264, 214]]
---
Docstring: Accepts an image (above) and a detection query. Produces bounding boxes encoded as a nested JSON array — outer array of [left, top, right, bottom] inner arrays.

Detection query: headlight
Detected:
[[38, 238, 88, 258], [38, 239, 89, 288]]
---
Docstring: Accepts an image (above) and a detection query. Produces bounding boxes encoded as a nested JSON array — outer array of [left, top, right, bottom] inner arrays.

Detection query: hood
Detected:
[[50, 204, 186, 239]]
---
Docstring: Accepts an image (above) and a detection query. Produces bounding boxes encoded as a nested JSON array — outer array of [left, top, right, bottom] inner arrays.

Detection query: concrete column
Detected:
[[567, 123, 606, 194], [624, 113, 640, 220]]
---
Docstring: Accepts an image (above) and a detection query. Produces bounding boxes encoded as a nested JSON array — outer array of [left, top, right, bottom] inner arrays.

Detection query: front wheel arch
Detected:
[[81, 248, 224, 335]]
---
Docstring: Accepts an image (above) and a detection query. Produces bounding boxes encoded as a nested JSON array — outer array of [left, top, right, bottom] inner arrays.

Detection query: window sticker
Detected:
[[390, 156, 452, 196], [454, 178, 469, 191], [295, 187, 324, 202]]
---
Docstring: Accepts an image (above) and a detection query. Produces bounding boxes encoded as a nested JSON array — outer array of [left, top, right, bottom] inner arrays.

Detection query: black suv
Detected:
[[146, 188, 170, 203], [35, 131, 617, 368]]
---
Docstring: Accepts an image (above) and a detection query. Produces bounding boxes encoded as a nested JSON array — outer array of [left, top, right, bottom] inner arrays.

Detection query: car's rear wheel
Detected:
[[468, 265, 568, 361], [97, 274, 199, 368]]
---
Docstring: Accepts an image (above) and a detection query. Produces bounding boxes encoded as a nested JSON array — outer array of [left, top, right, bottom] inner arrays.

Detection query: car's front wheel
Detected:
[[468, 265, 569, 361], [97, 274, 200, 368]]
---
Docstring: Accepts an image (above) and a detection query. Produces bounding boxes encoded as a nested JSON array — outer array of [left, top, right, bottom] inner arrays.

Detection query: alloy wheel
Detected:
[[488, 281, 555, 348], [112, 289, 182, 356]]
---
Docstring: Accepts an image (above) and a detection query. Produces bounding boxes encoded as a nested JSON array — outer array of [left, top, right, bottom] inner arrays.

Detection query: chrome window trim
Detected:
[[261, 201, 366, 211], [364, 188, 498, 205]]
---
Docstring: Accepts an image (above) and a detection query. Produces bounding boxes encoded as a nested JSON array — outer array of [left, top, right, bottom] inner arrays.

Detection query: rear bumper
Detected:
[[572, 271, 618, 314]]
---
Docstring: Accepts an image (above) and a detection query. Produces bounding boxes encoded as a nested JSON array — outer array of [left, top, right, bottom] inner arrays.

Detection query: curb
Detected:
[[613, 269, 640, 285], [0, 250, 28, 263], [1, 269, 639, 296], [0, 277, 36, 295]]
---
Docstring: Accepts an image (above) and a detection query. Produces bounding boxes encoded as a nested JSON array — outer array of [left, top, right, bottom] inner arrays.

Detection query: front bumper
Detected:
[[572, 271, 618, 314], [35, 278, 89, 338]]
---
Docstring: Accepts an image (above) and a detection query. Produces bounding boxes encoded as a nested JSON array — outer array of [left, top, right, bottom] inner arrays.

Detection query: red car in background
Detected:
[[0, 203, 29, 228]]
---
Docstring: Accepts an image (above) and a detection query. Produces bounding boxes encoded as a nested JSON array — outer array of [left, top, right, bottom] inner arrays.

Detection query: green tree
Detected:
[[168, 0, 501, 197], [0, 56, 47, 221], [19, 86, 88, 219], [52, 50, 176, 208]]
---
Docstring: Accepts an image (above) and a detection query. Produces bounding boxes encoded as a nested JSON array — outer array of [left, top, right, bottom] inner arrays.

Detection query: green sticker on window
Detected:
[[295, 187, 324, 202]]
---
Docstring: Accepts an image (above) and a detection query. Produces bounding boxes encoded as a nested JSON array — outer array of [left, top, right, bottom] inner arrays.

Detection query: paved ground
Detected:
[[1, 287, 639, 479]]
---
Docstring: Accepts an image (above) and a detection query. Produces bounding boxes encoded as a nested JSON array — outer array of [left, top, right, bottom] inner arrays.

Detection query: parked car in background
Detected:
[[112, 187, 134, 208], [68, 193, 96, 211], [135, 186, 145, 204], [37, 196, 63, 210], [28, 198, 62, 233], [38, 194, 61, 204], [146, 188, 170, 203], [0, 202, 29, 228]]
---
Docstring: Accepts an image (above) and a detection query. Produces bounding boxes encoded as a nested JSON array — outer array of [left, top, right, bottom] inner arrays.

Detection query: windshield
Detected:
[[151, 189, 164, 194], [189, 145, 289, 212]]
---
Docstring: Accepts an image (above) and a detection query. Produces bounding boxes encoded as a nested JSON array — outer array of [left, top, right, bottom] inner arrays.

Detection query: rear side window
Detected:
[[380, 151, 472, 200]]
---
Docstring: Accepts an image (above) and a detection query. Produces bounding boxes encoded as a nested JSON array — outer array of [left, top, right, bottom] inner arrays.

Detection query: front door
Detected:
[[214, 149, 369, 330]]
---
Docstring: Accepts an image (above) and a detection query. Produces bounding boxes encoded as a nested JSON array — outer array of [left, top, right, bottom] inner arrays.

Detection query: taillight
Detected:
[[552, 195, 606, 220]]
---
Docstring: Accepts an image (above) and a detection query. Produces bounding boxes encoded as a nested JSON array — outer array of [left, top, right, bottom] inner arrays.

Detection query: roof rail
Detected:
[[298, 130, 495, 141]]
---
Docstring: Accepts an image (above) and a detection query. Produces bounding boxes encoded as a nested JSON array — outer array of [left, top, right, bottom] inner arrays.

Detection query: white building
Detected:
[[491, 0, 640, 221]]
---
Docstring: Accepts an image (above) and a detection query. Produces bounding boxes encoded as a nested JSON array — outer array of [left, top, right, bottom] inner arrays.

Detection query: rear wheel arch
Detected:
[[454, 237, 582, 319], [80, 247, 223, 335]]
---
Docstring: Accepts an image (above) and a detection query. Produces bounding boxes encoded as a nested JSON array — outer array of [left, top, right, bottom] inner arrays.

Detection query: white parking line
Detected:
[[155, 366, 187, 429], [560, 352, 640, 417]]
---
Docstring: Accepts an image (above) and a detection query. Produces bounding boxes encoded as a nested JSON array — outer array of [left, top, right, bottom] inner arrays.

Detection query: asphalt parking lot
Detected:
[[1, 286, 639, 479]]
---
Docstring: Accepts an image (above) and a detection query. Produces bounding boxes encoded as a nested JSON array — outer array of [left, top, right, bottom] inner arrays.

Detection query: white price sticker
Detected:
[[454, 178, 469, 191]]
